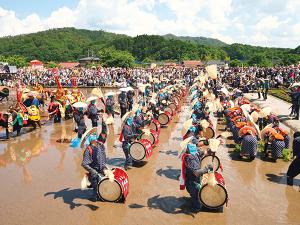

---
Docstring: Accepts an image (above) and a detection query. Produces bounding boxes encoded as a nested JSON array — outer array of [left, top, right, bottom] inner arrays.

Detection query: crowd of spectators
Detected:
[[0, 65, 299, 90]]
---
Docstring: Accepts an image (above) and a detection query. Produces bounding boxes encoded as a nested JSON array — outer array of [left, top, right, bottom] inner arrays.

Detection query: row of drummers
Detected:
[[178, 86, 229, 211], [224, 97, 290, 161], [80, 86, 187, 203]]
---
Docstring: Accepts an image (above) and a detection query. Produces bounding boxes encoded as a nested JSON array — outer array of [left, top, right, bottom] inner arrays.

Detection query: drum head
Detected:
[[169, 103, 177, 111], [203, 127, 215, 139], [129, 142, 146, 161], [158, 113, 169, 126], [164, 107, 173, 115], [140, 132, 155, 145], [98, 178, 122, 202], [199, 184, 227, 209], [201, 155, 220, 171], [148, 122, 157, 131]]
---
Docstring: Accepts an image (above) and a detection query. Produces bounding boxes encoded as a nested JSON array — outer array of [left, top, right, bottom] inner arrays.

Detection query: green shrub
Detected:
[[258, 140, 265, 152], [282, 148, 291, 162], [234, 144, 241, 152]]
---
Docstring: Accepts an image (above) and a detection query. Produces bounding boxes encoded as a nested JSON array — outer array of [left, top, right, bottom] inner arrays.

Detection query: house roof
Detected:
[[59, 62, 80, 69], [182, 60, 202, 67], [79, 57, 100, 61]]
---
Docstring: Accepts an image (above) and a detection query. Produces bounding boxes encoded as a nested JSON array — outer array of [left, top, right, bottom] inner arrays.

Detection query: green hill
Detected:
[[163, 34, 227, 47], [0, 28, 126, 62]]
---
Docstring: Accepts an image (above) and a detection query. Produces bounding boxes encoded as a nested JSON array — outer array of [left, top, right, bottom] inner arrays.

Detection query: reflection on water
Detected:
[[0, 132, 48, 183]]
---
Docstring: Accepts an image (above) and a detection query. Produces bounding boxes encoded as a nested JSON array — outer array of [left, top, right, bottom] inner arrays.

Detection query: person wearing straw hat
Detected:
[[180, 140, 213, 212], [268, 133, 285, 162], [240, 129, 258, 160], [287, 131, 300, 186], [81, 130, 107, 202], [105, 92, 115, 118], [120, 113, 139, 170], [86, 96, 99, 128], [146, 99, 159, 119], [133, 106, 147, 134], [73, 106, 87, 139], [23, 92, 40, 108], [118, 90, 128, 118]]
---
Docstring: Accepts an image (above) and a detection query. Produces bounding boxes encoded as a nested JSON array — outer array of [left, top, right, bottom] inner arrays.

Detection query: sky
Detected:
[[0, 0, 299, 48]]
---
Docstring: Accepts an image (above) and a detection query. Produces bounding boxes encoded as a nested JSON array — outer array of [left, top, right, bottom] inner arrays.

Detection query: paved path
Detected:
[[244, 93, 300, 132]]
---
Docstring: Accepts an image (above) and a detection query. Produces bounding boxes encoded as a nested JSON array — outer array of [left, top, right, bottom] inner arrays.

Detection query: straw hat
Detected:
[[132, 104, 140, 113], [209, 138, 221, 152], [22, 88, 30, 93], [200, 119, 210, 129], [239, 126, 257, 136], [182, 119, 193, 136], [259, 107, 272, 118], [105, 91, 115, 97], [91, 88, 104, 98], [250, 111, 259, 123], [241, 104, 251, 115], [260, 127, 276, 139], [205, 64, 218, 79], [205, 101, 216, 112], [121, 111, 133, 128], [138, 84, 146, 93], [188, 110, 194, 118], [119, 87, 128, 92], [153, 78, 160, 83], [291, 82, 300, 88], [80, 127, 98, 148], [191, 99, 199, 108], [73, 102, 87, 108], [220, 88, 229, 96], [179, 136, 193, 158], [199, 76, 206, 84], [126, 87, 134, 91], [86, 96, 98, 102]]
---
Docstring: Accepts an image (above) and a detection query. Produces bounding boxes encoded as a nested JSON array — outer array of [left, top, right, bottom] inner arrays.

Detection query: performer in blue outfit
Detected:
[[87, 99, 99, 128], [183, 143, 213, 211], [81, 118, 108, 201], [121, 116, 139, 170]]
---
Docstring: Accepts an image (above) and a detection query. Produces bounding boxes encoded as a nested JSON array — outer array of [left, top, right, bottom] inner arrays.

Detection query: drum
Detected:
[[203, 126, 215, 139], [148, 119, 161, 135], [158, 112, 171, 126], [168, 103, 177, 112], [129, 139, 153, 162], [200, 155, 221, 171], [164, 106, 175, 116], [97, 168, 129, 202], [199, 171, 228, 209], [139, 129, 159, 146]]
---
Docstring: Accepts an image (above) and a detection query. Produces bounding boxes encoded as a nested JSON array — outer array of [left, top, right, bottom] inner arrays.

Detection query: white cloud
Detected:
[[255, 16, 280, 31], [0, 0, 299, 48]]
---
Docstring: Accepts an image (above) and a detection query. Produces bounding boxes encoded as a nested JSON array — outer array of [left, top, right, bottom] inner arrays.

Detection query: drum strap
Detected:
[[87, 146, 93, 156]]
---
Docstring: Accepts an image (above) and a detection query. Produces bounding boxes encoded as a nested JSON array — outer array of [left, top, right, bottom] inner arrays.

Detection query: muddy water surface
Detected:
[[0, 89, 300, 225]]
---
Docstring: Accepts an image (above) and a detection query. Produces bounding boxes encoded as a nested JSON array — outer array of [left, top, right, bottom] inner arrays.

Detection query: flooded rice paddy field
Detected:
[[0, 88, 299, 225]]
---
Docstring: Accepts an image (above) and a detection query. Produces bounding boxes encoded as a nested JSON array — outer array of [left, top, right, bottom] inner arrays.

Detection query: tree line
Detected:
[[0, 28, 299, 68]]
